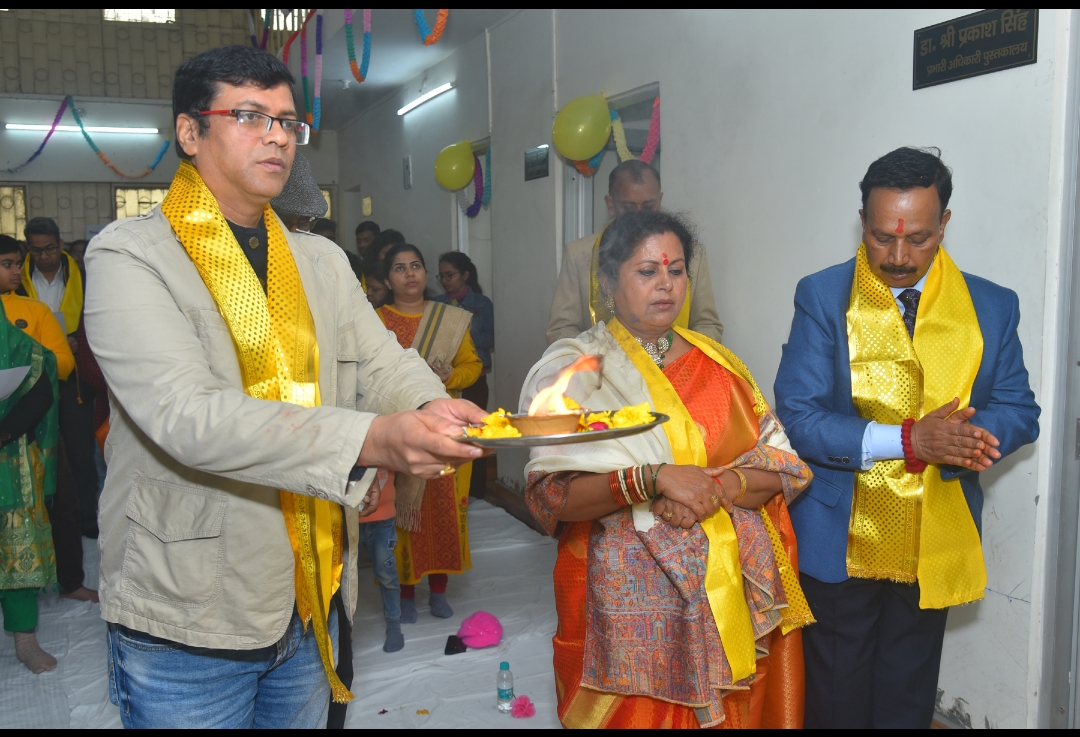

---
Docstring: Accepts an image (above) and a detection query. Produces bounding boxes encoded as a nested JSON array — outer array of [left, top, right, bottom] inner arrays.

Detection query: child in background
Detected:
[[361, 469, 404, 652]]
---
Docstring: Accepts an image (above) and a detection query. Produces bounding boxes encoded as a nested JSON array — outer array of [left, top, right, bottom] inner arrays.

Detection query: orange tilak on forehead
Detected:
[[895, 218, 904, 234]]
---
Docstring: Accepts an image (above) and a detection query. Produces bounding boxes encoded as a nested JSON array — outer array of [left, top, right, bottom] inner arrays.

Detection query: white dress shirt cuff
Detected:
[[859, 421, 905, 471]]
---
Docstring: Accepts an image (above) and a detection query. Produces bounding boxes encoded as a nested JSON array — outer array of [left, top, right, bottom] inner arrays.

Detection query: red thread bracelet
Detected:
[[901, 418, 927, 473]]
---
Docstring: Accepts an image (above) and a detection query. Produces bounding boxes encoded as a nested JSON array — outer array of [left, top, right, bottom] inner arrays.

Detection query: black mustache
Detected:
[[880, 264, 917, 275]]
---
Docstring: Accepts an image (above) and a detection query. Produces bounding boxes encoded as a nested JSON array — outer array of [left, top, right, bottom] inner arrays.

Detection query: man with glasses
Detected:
[[85, 45, 484, 728], [21, 218, 102, 553]]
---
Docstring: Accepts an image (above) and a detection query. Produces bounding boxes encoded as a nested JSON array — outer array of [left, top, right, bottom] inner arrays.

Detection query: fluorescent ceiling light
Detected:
[[5, 124, 159, 134], [397, 82, 454, 116]]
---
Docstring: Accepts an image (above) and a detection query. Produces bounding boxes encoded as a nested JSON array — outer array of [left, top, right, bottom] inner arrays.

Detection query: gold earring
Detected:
[[605, 294, 615, 311]]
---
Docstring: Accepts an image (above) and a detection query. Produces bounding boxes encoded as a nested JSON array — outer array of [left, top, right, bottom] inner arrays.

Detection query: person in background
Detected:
[[367, 229, 405, 271], [66, 239, 89, 270], [20, 218, 99, 541], [312, 218, 364, 284], [359, 467, 404, 653], [311, 218, 336, 242], [356, 221, 380, 259], [546, 160, 724, 345], [363, 263, 389, 309], [435, 251, 494, 498], [774, 147, 1041, 728], [0, 237, 94, 607], [377, 243, 482, 623], [0, 233, 73, 675]]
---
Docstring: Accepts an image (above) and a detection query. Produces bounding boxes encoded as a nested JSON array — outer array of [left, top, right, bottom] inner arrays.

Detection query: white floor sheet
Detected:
[[0, 498, 562, 729]]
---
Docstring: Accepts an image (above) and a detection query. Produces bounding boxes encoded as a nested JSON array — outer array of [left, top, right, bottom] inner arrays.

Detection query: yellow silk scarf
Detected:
[[161, 161, 350, 701], [609, 318, 813, 681], [846, 244, 985, 609], [21, 251, 83, 334], [589, 227, 692, 330]]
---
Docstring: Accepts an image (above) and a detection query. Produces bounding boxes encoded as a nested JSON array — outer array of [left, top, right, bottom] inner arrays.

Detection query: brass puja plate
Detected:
[[456, 412, 670, 448]]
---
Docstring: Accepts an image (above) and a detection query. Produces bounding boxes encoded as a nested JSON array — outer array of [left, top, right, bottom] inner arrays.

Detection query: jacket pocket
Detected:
[[803, 468, 850, 509], [336, 323, 359, 409], [122, 478, 227, 609]]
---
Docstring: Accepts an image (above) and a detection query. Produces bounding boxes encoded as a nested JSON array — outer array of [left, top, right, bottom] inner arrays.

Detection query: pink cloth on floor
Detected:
[[456, 611, 502, 648]]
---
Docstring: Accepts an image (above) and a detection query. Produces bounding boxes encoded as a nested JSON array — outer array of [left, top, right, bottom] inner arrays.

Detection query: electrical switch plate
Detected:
[[403, 155, 412, 189]]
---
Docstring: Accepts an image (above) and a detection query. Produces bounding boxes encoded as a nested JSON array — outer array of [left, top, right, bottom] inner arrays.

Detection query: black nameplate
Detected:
[[914, 9, 1038, 90], [524, 145, 549, 181]]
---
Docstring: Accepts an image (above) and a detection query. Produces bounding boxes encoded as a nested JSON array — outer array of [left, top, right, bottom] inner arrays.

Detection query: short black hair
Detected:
[[860, 147, 953, 217], [312, 218, 336, 235], [608, 159, 661, 196], [356, 220, 380, 236], [597, 210, 696, 287], [438, 251, 482, 295], [24, 216, 61, 242], [172, 45, 295, 160], [0, 235, 20, 256]]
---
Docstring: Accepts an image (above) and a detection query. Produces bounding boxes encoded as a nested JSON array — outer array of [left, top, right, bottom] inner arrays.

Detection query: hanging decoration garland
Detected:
[[282, 8, 317, 65], [313, 11, 324, 132], [455, 153, 486, 218], [640, 95, 660, 164], [610, 110, 633, 163], [247, 10, 259, 48], [414, 9, 448, 45], [300, 15, 312, 124], [70, 99, 170, 179], [5, 96, 169, 178], [345, 9, 372, 83], [259, 8, 273, 50], [4, 96, 68, 174], [481, 148, 491, 207]]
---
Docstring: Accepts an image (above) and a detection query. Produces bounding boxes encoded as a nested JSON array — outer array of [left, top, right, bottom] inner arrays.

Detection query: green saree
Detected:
[[0, 297, 59, 591]]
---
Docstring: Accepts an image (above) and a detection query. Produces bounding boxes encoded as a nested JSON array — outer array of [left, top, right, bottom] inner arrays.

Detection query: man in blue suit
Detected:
[[775, 147, 1040, 729]]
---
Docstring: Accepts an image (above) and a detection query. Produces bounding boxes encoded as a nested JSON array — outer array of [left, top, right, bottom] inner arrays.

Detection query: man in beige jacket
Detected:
[[84, 46, 483, 729], [546, 160, 724, 345]]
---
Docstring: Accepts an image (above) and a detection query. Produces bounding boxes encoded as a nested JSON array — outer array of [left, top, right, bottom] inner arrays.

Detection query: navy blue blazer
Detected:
[[774, 257, 1041, 583]]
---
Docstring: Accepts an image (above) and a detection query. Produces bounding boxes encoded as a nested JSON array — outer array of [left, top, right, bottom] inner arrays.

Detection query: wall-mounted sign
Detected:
[[914, 9, 1037, 90], [524, 145, 549, 181]]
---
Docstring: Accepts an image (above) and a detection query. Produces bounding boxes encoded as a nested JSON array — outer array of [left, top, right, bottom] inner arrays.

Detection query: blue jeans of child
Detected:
[[360, 518, 401, 625], [107, 606, 338, 729]]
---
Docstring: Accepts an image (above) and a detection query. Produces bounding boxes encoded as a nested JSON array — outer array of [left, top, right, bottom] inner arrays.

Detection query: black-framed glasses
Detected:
[[197, 109, 310, 145], [437, 270, 460, 282], [28, 244, 60, 256]]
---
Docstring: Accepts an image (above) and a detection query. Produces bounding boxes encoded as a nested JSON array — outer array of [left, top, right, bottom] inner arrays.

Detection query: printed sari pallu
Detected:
[[524, 319, 813, 728], [377, 301, 480, 584]]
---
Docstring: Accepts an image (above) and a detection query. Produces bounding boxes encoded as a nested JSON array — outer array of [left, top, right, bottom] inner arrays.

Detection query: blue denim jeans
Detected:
[[359, 518, 401, 625], [107, 606, 338, 729]]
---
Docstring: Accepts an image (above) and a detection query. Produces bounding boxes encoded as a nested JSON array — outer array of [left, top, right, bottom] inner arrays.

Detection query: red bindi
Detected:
[[895, 218, 904, 234], [662, 252, 669, 265]]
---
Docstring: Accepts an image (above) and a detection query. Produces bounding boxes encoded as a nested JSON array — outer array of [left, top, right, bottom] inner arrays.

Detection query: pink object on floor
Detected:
[[456, 611, 502, 649], [511, 695, 535, 718]]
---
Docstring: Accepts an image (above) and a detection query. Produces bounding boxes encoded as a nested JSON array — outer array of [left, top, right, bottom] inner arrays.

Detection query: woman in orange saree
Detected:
[[377, 243, 482, 622], [522, 211, 812, 728]]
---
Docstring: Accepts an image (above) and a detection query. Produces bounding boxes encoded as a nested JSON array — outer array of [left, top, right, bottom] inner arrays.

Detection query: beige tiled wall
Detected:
[[0, 9, 251, 100], [24, 182, 116, 242]]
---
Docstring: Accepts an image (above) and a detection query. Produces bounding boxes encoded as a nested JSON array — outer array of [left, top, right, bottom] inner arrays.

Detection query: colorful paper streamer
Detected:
[[481, 148, 491, 207], [455, 153, 485, 218], [345, 9, 372, 84], [259, 8, 272, 50], [5, 96, 170, 178], [572, 95, 661, 176], [414, 9, 448, 45], [640, 96, 660, 164], [313, 11, 324, 132]]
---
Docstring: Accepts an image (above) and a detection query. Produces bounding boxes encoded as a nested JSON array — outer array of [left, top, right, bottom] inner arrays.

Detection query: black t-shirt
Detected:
[[226, 218, 269, 292]]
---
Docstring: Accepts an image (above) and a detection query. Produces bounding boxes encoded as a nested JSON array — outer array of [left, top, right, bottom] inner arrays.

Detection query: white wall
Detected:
[[339, 8, 1069, 727]]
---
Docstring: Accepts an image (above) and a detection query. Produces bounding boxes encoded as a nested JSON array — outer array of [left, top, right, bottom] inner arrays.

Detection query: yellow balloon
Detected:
[[552, 93, 611, 161], [434, 140, 476, 190]]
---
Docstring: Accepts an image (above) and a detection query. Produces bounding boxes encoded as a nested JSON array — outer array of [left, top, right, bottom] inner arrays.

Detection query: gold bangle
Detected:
[[731, 468, 748, 505]]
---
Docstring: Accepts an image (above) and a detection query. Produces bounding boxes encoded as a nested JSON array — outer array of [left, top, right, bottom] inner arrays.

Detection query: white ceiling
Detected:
[[292, 9, 518, 130]]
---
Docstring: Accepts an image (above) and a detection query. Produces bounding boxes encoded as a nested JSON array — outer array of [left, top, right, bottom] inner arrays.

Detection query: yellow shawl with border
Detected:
[[161, 161, 350, 702], [21, 251, 83, 335], [847, 244, 985, 609]]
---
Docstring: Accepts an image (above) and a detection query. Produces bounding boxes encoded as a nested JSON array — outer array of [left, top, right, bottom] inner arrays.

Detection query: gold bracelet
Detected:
[[731, 468, 748, 505]]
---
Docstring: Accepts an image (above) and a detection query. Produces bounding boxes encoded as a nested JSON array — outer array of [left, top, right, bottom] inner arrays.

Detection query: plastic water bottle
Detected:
[[497, 661, 514, 712]]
